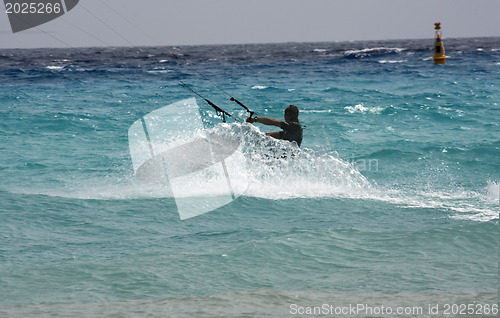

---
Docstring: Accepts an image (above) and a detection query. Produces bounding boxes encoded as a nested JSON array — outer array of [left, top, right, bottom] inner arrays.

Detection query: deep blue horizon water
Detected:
[[0, 38, 499, 317]]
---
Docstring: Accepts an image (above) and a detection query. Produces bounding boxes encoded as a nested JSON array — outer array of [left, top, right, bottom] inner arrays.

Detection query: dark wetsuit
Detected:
[[279, 121, 303, 147]]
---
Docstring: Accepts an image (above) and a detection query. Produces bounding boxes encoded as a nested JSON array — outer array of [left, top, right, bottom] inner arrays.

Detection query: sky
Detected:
[[1, 0, 499, 49]]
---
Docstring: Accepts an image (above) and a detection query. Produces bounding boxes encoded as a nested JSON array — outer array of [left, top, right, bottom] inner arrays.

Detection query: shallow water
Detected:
[[0, 37, 498, 316]]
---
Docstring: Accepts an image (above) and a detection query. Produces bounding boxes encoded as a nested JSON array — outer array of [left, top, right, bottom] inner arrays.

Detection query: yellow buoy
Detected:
[[431, 22, 450, 65]]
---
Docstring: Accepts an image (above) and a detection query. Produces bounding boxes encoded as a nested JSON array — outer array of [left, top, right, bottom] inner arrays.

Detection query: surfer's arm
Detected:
[[247, 116, 284, 140], [246, 116, 281, 127], [265, 131, 283, 139]]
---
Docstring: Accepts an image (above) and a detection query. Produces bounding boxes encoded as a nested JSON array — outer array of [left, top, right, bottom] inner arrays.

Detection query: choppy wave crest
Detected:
[[9, 122, 498, 222]]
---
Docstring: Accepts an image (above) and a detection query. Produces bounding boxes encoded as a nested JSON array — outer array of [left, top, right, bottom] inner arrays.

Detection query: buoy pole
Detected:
[[432, 22, 449, 65]]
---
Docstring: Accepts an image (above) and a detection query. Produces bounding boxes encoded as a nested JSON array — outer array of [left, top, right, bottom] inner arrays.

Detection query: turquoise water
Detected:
[[0, 38, 499, 317]]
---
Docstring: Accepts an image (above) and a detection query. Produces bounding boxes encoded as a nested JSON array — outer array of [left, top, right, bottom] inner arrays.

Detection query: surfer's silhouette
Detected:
[[246, 105, 303, 147]]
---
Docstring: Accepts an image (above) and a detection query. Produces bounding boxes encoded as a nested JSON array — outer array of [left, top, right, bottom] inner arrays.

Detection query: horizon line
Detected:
[[1, 35, 499, 51]]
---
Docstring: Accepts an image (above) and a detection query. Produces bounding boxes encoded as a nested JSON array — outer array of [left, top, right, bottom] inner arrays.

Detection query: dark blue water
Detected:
[[0, 38, 498, 317]]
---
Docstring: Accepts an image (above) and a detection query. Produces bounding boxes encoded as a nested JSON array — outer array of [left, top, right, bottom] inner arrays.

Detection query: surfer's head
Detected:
[[284, 105, 299, 123]]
